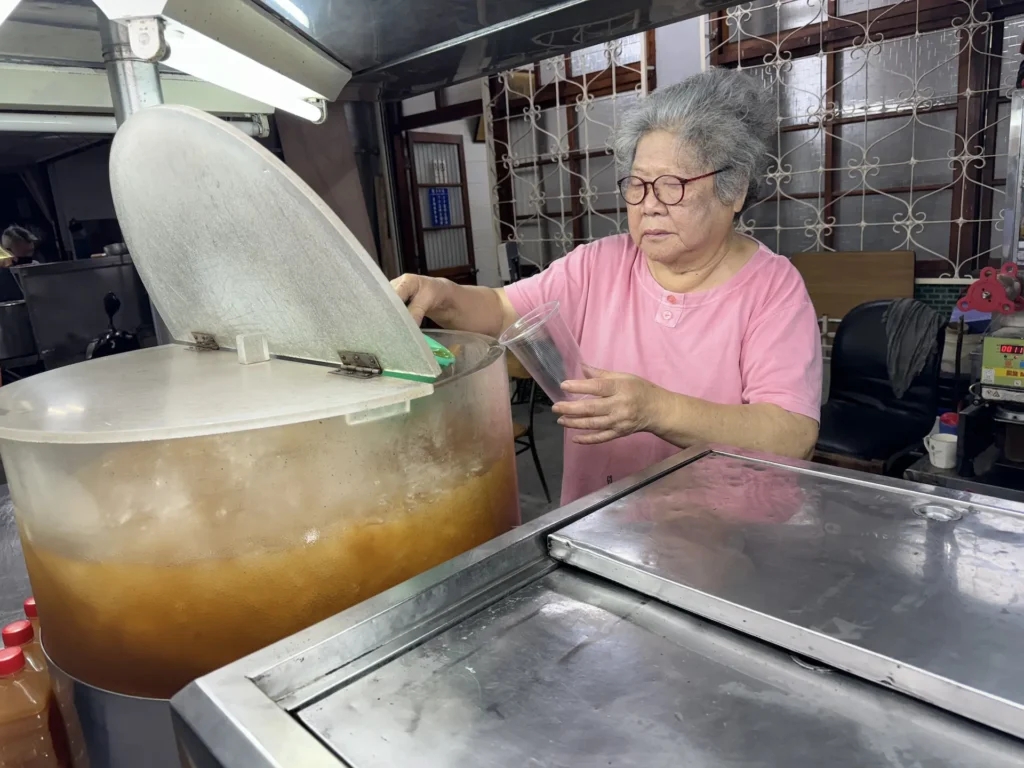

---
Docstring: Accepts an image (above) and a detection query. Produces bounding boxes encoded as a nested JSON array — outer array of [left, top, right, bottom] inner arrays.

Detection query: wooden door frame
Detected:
[[403, 130, 478, 283]]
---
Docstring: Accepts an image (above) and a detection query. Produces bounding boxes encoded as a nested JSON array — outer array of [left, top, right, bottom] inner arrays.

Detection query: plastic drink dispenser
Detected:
[[0, 106, 520, 700]]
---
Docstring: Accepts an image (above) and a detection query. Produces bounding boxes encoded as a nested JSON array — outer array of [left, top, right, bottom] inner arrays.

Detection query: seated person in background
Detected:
[[0, 226, 38, 302], [0, 259, 23, 301], [1, 226, 40, 266]]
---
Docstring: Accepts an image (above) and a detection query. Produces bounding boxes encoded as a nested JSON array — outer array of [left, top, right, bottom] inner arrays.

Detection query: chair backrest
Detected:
[[504, 242, 521, 284], [505, 349, 531, 380], [828, 299, 943, 422]]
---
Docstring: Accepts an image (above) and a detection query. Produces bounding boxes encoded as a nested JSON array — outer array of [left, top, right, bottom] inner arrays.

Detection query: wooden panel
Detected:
[[790, 251, 915, 320]]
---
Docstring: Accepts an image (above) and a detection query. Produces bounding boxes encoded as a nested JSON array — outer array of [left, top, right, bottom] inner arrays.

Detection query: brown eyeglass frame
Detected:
[[617, 167, 732, 206]]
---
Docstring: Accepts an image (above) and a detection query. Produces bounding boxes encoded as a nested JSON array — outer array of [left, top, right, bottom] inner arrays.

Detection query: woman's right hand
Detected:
[[390, 274, 451, 326]]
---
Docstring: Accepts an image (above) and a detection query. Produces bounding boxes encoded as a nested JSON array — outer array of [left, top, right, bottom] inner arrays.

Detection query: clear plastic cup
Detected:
[[499, 301, 586, 403]]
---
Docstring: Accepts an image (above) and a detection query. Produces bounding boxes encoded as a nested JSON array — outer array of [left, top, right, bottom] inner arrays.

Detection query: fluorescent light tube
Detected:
[[157, 19, 326, 123], [265, 0, 310, 29], [0, 0, 21, 27]]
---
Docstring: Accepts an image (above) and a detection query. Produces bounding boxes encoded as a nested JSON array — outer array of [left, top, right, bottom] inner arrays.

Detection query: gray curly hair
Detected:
[[612, 68, 776, 213]]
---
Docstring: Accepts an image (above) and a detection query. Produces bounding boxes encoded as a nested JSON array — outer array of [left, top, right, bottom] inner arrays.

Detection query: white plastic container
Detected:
[[0, 332, 518, 698]]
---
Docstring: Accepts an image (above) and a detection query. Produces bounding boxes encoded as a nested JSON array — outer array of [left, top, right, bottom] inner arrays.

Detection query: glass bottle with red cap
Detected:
[[3, 620, 45, 672], [0, 646, 61, 767], [24, 596, 40, 638]]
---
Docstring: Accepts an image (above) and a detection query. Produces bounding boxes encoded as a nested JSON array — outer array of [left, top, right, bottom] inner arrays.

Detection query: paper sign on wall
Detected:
[[428, 188, 451, 227]]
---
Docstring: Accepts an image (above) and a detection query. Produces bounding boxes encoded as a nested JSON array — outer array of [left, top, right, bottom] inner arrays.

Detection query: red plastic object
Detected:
[[958, 263, 1024, 315], [1, 621, 33, 648], [0, 647, 25, 676], [22, 597, 36, 619], [940, 412, 959, 428]]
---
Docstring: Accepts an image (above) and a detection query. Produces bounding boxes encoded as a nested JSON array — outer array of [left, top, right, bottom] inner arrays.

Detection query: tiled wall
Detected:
[[914, 282, 966, 319]]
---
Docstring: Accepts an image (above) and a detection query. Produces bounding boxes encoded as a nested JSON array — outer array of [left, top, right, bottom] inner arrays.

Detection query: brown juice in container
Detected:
[[22, 449, 517, 697]]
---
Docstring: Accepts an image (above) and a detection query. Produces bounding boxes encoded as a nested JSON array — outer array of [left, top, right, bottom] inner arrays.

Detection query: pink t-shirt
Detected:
[[504, 234, 822, 505]]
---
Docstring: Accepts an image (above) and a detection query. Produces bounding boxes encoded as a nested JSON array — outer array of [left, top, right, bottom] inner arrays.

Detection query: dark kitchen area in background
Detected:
[[0, 137, 154, 386], [0, 122, 287, 383]]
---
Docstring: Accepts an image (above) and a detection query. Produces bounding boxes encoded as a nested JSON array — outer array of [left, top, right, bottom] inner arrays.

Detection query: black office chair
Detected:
[[815, 299, 944, 475]]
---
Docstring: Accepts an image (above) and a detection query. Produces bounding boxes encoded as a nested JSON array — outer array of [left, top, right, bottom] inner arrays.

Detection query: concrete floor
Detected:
[[512, 402, 563, 523]]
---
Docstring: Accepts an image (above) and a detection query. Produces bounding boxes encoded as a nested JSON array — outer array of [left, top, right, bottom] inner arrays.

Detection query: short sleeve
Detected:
[[740, 267, 822, 422], [503, 243, 592, 329]]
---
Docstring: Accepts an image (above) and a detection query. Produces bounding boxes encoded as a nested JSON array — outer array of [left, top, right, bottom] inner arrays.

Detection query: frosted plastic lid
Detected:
[[0, 345, 432, 445], [108, 104, 440, 381]]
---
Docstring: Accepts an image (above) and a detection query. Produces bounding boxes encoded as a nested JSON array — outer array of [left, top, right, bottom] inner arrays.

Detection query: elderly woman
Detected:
[[393, 68, 822, 504]]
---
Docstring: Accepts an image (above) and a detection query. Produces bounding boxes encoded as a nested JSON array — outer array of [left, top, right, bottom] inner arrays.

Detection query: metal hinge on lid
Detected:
[[331, 351, 382, 379], [188, 332, 220, 352]]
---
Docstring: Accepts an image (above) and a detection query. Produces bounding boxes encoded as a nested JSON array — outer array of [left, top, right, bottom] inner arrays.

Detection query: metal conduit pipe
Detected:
[[0, 111, 270, 137]]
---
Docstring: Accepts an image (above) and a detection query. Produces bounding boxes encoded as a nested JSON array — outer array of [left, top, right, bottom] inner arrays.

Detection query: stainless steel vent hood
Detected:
[[6, 1, 731, 103], [253, 0, 734, 99]]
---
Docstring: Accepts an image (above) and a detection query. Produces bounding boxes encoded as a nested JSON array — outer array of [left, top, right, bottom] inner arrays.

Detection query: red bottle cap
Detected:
[[0, 646, 25, 675], [2, 620, 34, 648], [23, 597, 37, 619]]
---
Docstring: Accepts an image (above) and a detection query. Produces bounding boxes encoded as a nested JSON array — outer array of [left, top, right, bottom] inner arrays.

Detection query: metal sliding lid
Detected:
[[548, 451, 1024, 740], [0, 105, 442, 444]]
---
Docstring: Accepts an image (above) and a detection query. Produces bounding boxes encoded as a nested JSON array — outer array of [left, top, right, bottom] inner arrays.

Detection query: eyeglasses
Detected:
[[617, 167, 731, 206]]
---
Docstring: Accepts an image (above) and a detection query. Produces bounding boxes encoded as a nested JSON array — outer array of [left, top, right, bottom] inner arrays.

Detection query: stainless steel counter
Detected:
[[301, 568, 1024, 768], [172, 446, 1024, 768], [550, 451, 1024, 739]]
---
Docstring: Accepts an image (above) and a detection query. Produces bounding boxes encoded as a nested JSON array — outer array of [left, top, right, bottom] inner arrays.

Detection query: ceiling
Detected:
[[253, 0, 736, 98], [2, 0, 102, 68], [0, 1, 266, 172], [0, 2, 106, 172], [6, 0, 733, 100]]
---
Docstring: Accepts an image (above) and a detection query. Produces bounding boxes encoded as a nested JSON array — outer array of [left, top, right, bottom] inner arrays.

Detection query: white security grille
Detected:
[[485, 35, 650, 273], [710, 0, 1024, 278]]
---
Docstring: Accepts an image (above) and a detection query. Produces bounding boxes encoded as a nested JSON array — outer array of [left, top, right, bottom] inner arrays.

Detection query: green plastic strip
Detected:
[[381, 369, 438, 383], [380, 334, 454, 382]]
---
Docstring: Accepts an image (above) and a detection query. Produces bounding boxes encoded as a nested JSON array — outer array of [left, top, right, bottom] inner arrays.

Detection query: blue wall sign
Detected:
[[428, 187, 452, 227]]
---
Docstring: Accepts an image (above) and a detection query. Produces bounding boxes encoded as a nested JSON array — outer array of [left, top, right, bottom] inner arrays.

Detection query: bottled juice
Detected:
[[24, 597, 40, 639], [3, 620, 45, 672], [0, 629, 74, 767], [0, 646, 60, 767]]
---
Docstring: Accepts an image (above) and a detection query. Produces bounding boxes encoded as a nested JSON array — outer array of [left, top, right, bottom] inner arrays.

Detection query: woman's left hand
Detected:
[[553, 368, 662, 445]]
